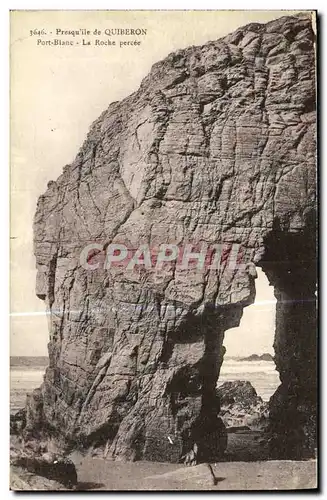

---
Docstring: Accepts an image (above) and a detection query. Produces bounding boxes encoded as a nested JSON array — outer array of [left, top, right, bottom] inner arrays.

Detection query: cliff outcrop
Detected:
[[28, 14, 316, 461]]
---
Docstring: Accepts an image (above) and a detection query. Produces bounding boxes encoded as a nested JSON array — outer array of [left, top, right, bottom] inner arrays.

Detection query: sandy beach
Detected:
[[10, 430, 317, 492], [76, 458, 317, 491], [11, 456, 317, 491]]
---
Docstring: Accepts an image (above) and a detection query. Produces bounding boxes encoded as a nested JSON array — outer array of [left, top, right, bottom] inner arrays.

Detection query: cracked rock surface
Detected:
[[28, 14, 316, 462]]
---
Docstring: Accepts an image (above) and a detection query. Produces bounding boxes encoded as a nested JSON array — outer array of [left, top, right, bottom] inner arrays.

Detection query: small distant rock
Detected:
[[240, 353, 274, 362]]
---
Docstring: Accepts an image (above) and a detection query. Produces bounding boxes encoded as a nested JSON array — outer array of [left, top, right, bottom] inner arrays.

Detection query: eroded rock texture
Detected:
[[217, 380, 269, 430], [29, 14, 317, 461]]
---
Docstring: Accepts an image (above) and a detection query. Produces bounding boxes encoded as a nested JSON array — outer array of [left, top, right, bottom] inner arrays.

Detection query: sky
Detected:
[[10, 10, 302, 356]]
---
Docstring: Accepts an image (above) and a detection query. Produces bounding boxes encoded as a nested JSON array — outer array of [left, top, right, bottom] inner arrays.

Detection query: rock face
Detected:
[[12, 456, 77, 489], [217, 381, 268, 430], [10, 466, 69, 491], [28, 14, 317, 462], [10, 409, 27, 435]]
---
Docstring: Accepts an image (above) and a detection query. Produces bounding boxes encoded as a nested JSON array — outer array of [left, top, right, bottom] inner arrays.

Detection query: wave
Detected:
[[10, 360, 280, 412], [219, 360, 280, 401], [220, 361, 278, 375]]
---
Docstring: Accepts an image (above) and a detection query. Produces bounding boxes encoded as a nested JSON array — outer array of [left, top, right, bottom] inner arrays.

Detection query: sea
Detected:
[[10, 356, 281, 414], [219, 358, 280, 402]]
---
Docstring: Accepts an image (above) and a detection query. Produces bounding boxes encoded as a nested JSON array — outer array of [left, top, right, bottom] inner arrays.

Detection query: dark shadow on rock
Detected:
[[12, 456, 77, 489], [76, 481, 105, 490], [205, 463, 226, 486], [214, 477, 226, 484]]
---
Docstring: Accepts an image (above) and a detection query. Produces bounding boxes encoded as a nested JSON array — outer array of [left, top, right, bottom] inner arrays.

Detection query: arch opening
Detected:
[[220, 268, 280, 401], [217, 267, 280, 462], [215, 219, 317, 462]]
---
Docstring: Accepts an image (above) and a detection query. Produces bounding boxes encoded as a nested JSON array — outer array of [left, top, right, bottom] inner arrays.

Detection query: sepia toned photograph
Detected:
[[10, 9, 317, 491]]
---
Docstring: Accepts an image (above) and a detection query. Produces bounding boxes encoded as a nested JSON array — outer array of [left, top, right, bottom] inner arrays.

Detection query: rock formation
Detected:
[[12, 455, 77, 489], [27, 14, 316, 462], [240, 353, 274, 361], [217, 380, 268, 430]]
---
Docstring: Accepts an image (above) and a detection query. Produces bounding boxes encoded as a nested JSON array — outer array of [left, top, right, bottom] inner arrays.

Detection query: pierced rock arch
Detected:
[[27, 14, 316, 462]]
